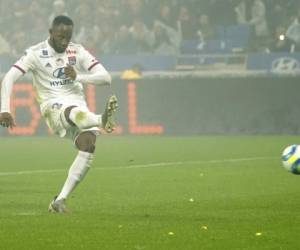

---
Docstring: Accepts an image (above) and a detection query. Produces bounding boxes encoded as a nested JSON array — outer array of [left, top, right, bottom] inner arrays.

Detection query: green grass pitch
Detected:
[[0, 136, 299, 250]]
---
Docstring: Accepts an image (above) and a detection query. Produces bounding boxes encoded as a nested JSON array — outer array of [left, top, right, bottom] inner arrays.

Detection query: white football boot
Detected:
[[48, 196, 67, 213], [102, 95, 118, 133]]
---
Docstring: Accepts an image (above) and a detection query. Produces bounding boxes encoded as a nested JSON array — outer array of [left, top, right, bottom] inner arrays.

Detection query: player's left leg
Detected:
[[64, 95, 118, 132], [48, 131, 96, 213], [66, 105, 102, 130]]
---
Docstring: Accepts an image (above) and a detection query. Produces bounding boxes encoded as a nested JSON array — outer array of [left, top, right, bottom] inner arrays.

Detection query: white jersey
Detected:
[[13, 39, 101, 113]]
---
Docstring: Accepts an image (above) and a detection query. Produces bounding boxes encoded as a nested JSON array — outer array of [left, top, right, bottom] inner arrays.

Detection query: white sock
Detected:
[[69, 107, 102, 129], [56, 151, 94, 201]]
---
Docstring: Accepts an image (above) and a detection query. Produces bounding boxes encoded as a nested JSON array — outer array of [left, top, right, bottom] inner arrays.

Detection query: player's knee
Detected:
[[75, 131, 96, 153], [77, 138, 96, 153]]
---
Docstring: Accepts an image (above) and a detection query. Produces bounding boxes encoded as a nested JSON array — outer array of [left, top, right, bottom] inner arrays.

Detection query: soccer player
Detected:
[[0, 16, 118, 213]]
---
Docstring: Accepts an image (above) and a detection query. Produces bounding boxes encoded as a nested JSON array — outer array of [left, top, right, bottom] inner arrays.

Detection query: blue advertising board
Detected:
[[247, 53, 300, 74]]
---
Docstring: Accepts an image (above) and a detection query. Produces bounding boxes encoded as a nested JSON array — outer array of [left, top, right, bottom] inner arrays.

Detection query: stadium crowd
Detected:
[[0, 0, 300, 59]]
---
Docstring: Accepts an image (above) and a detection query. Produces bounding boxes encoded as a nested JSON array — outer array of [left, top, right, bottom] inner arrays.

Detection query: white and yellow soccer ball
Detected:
[[282, 145, 300, 175]]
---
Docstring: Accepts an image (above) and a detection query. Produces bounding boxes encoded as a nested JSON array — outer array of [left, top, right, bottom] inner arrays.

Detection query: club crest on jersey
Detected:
[[68, 56, 76, 65], [55, 58, 64, 66], [53, 67, 67, 79], [42, 50, 48, 55]]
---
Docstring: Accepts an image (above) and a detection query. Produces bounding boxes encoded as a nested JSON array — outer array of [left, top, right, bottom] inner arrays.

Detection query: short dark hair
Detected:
[[52, 15, 73, 27]]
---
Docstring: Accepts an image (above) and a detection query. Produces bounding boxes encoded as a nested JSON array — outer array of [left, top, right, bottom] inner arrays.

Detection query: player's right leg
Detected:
[[47, 96, 118, 213], [65, 95, 118, 133], [49, 131, 96, 213], [48, 196, 67, 213]]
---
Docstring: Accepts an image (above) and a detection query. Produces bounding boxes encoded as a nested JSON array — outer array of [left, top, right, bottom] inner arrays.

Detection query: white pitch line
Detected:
[[109, 156, 278, 170], [0, 168, 66, 176], [15, 212, 39, 216], [0, 156, 277, 177]]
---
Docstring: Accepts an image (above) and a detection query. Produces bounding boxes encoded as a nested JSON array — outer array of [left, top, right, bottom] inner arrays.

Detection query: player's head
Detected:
[[49, 15, 73, 53]]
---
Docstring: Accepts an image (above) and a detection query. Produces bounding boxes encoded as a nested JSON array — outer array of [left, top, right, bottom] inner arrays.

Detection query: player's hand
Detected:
[[0, 112, 16, 128], [64, 64, 77, 80]]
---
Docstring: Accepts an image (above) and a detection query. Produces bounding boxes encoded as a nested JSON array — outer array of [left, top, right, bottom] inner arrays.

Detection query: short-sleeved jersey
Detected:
[[14, 39, 101, 112]]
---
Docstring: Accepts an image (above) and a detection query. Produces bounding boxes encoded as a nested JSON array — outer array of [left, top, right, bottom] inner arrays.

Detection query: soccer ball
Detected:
[[282, 145, 300, 175]]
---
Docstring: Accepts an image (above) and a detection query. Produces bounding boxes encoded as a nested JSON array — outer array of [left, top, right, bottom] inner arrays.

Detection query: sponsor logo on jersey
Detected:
[[68, 56, 76, 65], [271, 57, 300, 73], [50, 79, 73, 87], [53, 67, 67, 79]]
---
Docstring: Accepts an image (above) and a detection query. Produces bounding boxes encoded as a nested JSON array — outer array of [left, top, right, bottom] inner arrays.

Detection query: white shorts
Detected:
[[42, 99, 100, 142]]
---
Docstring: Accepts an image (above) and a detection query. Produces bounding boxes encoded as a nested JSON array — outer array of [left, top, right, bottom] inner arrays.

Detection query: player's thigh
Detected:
[[44, 102, 80, 137], [44, 103, 68, 137]]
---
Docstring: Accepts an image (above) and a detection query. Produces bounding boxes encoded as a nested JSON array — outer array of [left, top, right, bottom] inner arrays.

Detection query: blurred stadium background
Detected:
[[2, 1, 300, 250], [1, 0, 300, 136]]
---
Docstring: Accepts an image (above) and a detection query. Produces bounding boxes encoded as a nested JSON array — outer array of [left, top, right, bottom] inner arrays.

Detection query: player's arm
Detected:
[[65, 63, 112, 85], [65, 46, 111, 85], [0, 67, 24, 128], [0, 49, 35, 128]]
